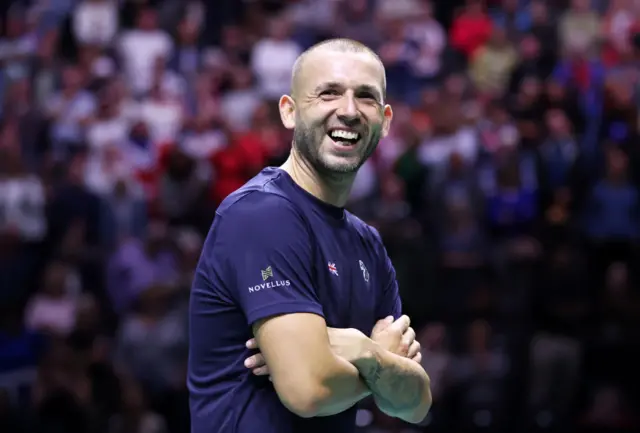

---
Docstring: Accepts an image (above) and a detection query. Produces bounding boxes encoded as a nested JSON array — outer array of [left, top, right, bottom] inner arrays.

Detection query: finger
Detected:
[[244, 353, 266, 369], [407, 340, 420, 359], [391, 315, 411, 333], [402, 327, 416, 347], [411, 351, 422, 364], [252, 366, 270, 376], [246, 338, 258, 349]]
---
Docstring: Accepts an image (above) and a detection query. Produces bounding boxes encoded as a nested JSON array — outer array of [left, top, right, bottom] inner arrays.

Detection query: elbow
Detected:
[[273, 377, 330, 418], [285, 398, 320, 419], [404, 381, 433, 425], [403, 401, 432, 424]]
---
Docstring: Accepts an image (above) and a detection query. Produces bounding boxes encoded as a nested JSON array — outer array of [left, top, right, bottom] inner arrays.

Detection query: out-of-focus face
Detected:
[[530, 0, 548, 22], [571, 0, 590, 12], [280, 50, 392, 176]]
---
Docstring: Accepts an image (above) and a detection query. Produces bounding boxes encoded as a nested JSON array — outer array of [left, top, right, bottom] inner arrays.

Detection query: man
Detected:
[[188, 38, 432, 433]]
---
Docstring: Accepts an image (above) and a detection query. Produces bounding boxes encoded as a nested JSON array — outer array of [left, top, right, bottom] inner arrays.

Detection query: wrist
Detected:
[[353, 337, 381, 371]]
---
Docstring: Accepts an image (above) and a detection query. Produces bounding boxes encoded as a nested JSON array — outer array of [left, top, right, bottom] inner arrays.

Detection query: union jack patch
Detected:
[[327, 262, 339, 276]]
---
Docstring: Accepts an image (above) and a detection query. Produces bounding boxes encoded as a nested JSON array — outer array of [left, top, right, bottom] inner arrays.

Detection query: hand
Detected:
[[371, 315, 421, 363], [326, 327, 369, 364], [244, 327, 368, 377], [244, 338, 269, 377]]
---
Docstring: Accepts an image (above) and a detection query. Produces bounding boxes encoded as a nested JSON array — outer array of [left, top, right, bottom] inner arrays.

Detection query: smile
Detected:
[[327, 129, 361, 146]]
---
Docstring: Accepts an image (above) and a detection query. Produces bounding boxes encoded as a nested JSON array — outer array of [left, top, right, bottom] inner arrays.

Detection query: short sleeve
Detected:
[[212, 193, 324, 326], [371, 228, 402, 320]]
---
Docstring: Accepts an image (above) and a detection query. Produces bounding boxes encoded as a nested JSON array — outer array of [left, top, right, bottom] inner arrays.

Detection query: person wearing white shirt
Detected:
[[250, 16, 302, 100], [118, 8, 173, 96], [73, 0, 119, 47]]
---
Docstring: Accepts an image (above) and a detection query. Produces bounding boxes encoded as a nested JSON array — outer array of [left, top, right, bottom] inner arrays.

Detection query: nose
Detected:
[[336, 93, 360, 126]]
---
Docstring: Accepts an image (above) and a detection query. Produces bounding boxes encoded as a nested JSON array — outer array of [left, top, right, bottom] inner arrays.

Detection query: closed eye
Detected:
[[320, 89, 341, 97], [357, 92, 377, 101]]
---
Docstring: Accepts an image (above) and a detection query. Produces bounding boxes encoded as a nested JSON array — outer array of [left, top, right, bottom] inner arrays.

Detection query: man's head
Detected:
[[278, 39, 392, 177]]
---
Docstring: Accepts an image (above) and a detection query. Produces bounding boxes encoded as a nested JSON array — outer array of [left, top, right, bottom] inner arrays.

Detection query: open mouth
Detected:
[[327, 129, 361, 146]]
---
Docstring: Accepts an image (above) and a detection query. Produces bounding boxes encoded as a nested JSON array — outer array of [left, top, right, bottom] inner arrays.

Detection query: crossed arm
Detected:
[[251, 313, 432, 423]]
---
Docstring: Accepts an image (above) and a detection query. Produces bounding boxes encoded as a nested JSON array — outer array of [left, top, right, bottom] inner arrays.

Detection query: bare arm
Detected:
[[355, 342, 432, 424], [252, 313, 371, 418], [351, 315, 432, 424]]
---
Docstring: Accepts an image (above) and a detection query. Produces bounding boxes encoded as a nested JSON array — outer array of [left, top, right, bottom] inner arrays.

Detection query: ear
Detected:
[[279, 95, 296, 130], [381, 104, 393, 138]]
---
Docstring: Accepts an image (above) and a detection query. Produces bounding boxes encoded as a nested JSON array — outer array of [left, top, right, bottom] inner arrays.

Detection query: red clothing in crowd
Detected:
[[450, 10, 493, 58], [210, 131, 270, 203]]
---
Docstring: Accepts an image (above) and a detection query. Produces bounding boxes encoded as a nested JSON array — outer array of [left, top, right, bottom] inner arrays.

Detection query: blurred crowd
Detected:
[[1, 0, 640, 432]]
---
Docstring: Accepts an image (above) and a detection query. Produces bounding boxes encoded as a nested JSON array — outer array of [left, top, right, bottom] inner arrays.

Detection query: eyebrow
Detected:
[[314, 82, 383, 103]]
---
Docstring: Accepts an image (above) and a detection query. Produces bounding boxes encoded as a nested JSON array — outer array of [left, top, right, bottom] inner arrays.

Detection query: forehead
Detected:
[[298, 50, 385, 95]]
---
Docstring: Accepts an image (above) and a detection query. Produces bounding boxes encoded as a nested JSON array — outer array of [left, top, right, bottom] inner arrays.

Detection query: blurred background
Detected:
[[1, 0, 639, 432]]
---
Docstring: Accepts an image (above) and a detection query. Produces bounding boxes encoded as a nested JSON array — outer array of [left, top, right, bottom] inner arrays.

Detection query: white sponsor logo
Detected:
[[359, 260, 369, 283], [248, 280, 291, 293]]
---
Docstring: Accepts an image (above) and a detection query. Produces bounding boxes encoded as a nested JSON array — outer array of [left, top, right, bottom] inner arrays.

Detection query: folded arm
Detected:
[[252, 313, 371, 418], [354, 341, 432, 424]]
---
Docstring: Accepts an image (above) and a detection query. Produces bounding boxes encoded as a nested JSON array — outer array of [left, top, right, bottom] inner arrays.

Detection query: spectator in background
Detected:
[[529, 0, 558, 63], [537, 109, 580, 212], [405, 0, 446, 90], [489, 0, 532, 41], [138, 81, 184, 144], [508, 35, 554, 95], [469, 25, 518, 98], [72, 0, 119, 48], [157, 147, 211, 230], [219, 66, 260, 133], [378, 19, 414, 101], [3, 78, 49, 170], [602, 0, 637, 65], [334, 0, 382, 49], [0, 138, 47, 302], [450, 0, 493, 60], [118, 7, 173, 97], [0, 12, 37, 84], [559, 0, 601, 57], [106, 219, 177, 315], [114, 282, 187, 397], [250, 15, 301, 101], [170, 17, 202, 78], [45, 65, 96, 160], [24, 261, 79, 336], [453, 320, 509, 432], [584, 146, 640, 243]]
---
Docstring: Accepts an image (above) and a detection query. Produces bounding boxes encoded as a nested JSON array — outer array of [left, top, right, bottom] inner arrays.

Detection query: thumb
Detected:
[[390, 315, 411, 333]]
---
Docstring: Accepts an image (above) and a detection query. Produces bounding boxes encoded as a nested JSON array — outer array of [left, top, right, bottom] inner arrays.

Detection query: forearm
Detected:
[[313, 354, 372, 417], [354, 342, 432, 424]]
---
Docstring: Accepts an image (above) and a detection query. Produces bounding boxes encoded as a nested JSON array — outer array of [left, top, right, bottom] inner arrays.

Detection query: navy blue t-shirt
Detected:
[[188, 167, 402, 433]]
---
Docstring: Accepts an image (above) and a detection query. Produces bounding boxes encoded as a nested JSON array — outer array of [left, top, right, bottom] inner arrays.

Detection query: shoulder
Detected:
[[216, 171, 307, 227], [207, 171, 313, 251], [345, 212, 386, 253], [217, 190, 305, 231]]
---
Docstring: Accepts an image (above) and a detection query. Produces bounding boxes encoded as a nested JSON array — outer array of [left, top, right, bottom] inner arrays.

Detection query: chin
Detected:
[[318, 154, 363, 175]]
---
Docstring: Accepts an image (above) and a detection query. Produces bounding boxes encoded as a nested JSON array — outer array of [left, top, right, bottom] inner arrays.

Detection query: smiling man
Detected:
[[188, 38, 432, 433]]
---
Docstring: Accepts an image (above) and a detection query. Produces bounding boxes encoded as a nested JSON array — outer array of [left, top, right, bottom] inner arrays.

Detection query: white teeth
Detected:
[[330, 130, 359, 141]]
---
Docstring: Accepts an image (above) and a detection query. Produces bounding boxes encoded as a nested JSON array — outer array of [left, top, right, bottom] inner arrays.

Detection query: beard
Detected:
[[292, 115, 382, 178]]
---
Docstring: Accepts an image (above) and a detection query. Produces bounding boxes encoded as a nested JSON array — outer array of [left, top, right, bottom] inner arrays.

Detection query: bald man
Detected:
[[188, 39, 432, 433]]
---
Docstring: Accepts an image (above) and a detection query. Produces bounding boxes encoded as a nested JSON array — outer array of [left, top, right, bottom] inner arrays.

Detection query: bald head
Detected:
[[291, 38, 386, 99]]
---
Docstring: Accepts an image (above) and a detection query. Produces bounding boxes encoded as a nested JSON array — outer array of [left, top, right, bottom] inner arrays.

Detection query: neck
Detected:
[[281, 147, 355, 208]]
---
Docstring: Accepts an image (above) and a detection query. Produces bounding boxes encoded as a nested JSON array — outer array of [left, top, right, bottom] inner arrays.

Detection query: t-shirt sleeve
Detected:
[[371, 228, 402, 320], [213, 193, 323, 326]]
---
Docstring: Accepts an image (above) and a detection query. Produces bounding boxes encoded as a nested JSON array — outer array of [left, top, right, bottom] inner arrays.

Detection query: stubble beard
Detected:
[[292, 117, 382, 181]]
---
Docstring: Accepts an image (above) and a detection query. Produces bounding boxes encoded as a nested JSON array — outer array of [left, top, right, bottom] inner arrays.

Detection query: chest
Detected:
[[310, 226, 378, 334]]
